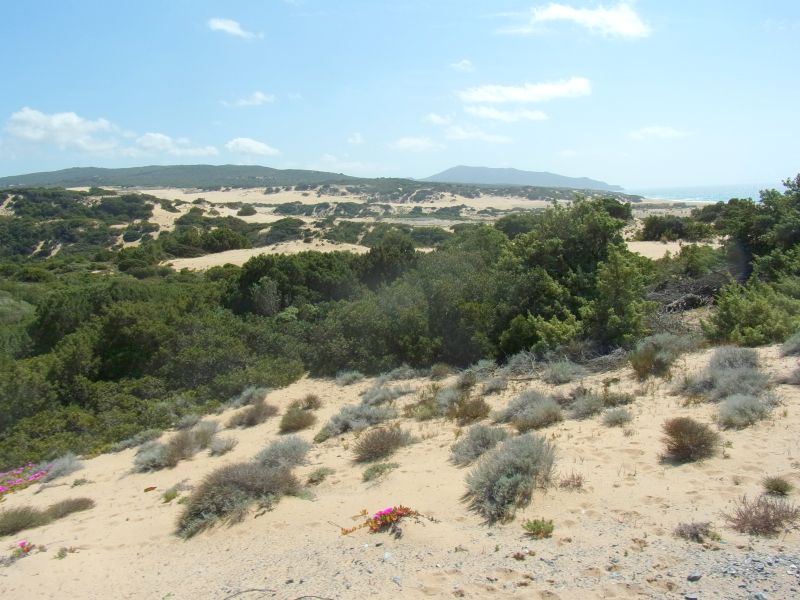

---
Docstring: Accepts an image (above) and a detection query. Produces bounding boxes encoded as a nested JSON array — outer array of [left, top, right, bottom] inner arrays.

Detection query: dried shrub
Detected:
[[679, 365, 770, 402], [175, 414, 200, 430], [294, 394, 322, 411], [674, 521, 715, 543], [763, 476, 793, 496], [512, 399, 563, 433], [165, 429, 201, 465], [256, 436, 310, 470], [176, 462, 300, 538], [571, 390, 605, 419], [336, 370, 364, 386], [662, 417, 719, 462], [629, 333, 695, 380], [541, 360, 586, 385], [109, 429, 162, 452], [781, 331, 800, 356], [361, 383, 414, 406], [40, 453, 83, 483], [718, 394, 770, 429], [353, 427, 412, 463], [455, 370, 478, 390], [44, 498, 95, 520], [603, 407, 632, 427], [450, 424, 509, 466], [559, 471, 584, 490], [503, 350, 537, 377], [601, 390, 635, 407], [482, 377, 508, 395], [710, 346, 759, 371], [209, 436, 238, 456], [362, 462, 399, 481], [0, 498, 95, 537], [227, 386, 269, 409], [465, 433, 556, 522], [429, 363, 455, 380], [279, 407, 317, 433], [133, 441, 171, 472], [192, 421, 219, 450], [315, 404, 397, 442], [495, 390, 552, 423], [723, 495, 799, 536], [227, 399, 278, 428], [450, 396, 491, 425], [403, 384, 441, 421]]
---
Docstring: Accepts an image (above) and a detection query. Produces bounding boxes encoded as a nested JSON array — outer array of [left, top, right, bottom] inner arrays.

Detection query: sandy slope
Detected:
[[2, 345, 798, 599]]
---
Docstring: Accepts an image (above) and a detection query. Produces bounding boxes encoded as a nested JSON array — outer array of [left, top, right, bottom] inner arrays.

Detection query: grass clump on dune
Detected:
[[209, 436, 238, 456], [763, 476, 793, 496], [336, 370, 364, 386], [0, 498, 95, 537], [314, 404, 397, 442], [679, 346, 769, 402], [361, 383, 414, 406], [465, 433, 556, 523], [39, 453, 83, 483], [362, 462, 399, 482], [781, 331, 800, 356], [279, 406, 317, 433], [541, 360, 585, 385], [494, 390, 562, 433], [718, 394, 771, 429], [603, 407, 632, 427], [227, 399, 278, 428], [353, 427, 412, 463], [133, 423, 219, 472], [450, 424, 509, 466], [629, 333, 696, 380], [723, 494, 799, 536], [662, 417, 719, 462]]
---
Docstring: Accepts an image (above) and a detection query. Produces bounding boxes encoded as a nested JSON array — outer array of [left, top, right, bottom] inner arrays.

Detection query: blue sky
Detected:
[[1, 0, 798, 188]]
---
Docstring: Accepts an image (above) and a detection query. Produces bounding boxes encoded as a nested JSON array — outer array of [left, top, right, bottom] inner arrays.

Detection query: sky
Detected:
[[1, 0, 798, 189]]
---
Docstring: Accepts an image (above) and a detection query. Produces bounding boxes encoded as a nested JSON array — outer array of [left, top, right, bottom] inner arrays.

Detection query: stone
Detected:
[[687, 572, 703, 582]]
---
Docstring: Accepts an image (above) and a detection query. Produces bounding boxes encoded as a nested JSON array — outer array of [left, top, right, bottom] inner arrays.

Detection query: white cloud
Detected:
[[457, 77, 591, 103], [425, 112, 452, 126], [629, 126, 689, 140], [225, 137, 280, 156], [390, 136, 444, 152], [222, 91, 275, 107], [444, 126, 512, 144], [505, 2, 651, 38], [450, 59, 474, 72], [347, 132, 364, 145], [6, 106, 118, 152], [464, 105, 548, 122], [135, 133, 218, 157], [208, 18, 260, 39]]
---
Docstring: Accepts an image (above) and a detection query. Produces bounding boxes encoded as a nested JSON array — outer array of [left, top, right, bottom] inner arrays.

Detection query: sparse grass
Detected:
[[353, 427, 412, 463], [465, 433, 556, 523], [558, 471, 584, 491], [629, 333, 695, 380], [162, 482, 191, 503], [781, 331, 800, 356], [662, 417, 719, 462], [601, 390, 635, 407], [294, 393, 322, 411], [279, 406, 317, 433], [307, 467, 335, 485], [450, 424, 509, 466], [314, 403, 397, 442], [336, 370, 364, 386], [40, 453, 83, 483], [522, 518, 554, 539], [256, 436, 311, 470], [209, 435, 238, 456], [0, 498, 95, 537], [192, 421, 219, 449], [403, 384, 441, 421], [361, 383, 414, 406], [718, 394, 770, 429], [763, 476, 793, 496], [176, 462, 300, 538], [362, 462, 399, 481], [133, 424, 217, 472], [723, 494, 799, 536], [541, 360, 586, 385], [227, 399, 278, 428], [175, 414, 200, 430], [571, 390, 605, 420], [674, 521, 716, 543], [227, 386, 269, 409], [603, 407, 632, 427]]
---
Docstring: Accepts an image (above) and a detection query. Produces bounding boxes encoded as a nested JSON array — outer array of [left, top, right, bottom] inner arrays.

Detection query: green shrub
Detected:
[[450, 425, 509, 466], [227, 399, 278, 428], [718, 395, 770, 429], [256, 436, 310, 470], [763, 476, 793, 496], [307, 466, 335, 485], [541, 360, 585, 385], [465, 433, 556, 522], [723, 494, 799, 536], [353, 427, 412, 462], [603, 407, 632, 427], [662, 417, 719, 462], [522, 517, 554, 539], [362, 462, 399, 481], [314, 404, 397, 442], [279, 407, 317, 433], [629, 333, 695, 380]]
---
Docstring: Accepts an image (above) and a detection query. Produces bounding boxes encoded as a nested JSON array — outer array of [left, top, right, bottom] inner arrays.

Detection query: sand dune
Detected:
[[1, 345, 798, 598]]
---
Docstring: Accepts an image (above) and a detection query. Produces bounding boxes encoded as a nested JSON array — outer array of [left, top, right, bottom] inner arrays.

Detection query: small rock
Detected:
[[391, 576, 402, 586], [685, 594, 699, 600], [751, 593, 768, 600], [687, 572, 703, 582]]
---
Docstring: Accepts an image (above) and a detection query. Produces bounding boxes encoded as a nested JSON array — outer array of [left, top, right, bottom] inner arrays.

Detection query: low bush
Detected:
[[513, 399, 563, 433], [40, 453, 83, 483], [465, 433, 556, 522], [679, 360, 770, 402], [629, 333, 695, 380], [763, 476, 793, 496], [227, 386, 270, 409], [674, 521, 715, 543], [209, 436, 238, 456], [718, 395, 770, 429], [402, 384, 441, 421], [541, 360, 585, 385], [482, 377, 508, 395], [494, 390, 552, 423], [353, 427, 412, 463], [294, 394, 322, 411], [601, 390, 635, 407], [109, 429, 162, 452], [449, 396, 491, 425], [336, 370, 364, 386], [307, 466, 334, 485], [314, 404, 397, 442], [279, 406, 317, 433], [571, 390, 605, 420], [522, 518, 554, 539], [133, 424, 217, 472], [361, 383, 414, 406], [362, 462, 399, 481], [429, 363, 454, 380], [256, 436, 310, 470], [175, 414, 200, 430], [177, 462, 300, 538], [450, 425, 509, 466], [503, 350, 537, 377], [723, 494, 799, 536], [603, 407, 632, 427], [710, 346, 759, 371], [227, 399, 278, 428], [0, 498, 95, 537], [781, 331, 800, 356], [375, 364, 423, 385], [191, 421, 219, 450], [662, 417, 719, 462], [165, 430, 201, 464], [435, 386, 463, 415], [455, 370, 478, 390], [133, 441, 171, 472]]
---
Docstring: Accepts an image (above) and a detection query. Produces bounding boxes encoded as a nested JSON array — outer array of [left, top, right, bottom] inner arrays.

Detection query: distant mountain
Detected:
[[0, 164, 359, 189], [423, 166, 623, 192]]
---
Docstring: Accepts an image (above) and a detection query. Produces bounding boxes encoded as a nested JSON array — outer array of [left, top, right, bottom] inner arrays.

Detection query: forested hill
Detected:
[[0, 165, 359, 189]]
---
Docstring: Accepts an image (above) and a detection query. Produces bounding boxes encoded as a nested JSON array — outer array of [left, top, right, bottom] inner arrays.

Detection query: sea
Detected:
[[625, 183, 781, 203]]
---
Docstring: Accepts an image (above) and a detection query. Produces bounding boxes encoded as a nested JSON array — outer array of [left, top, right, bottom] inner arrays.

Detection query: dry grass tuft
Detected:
[[722, 495, 799, 536], [662, 417, 719, 462]]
